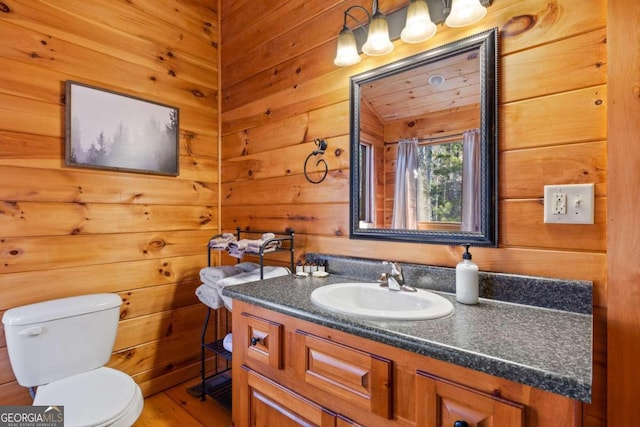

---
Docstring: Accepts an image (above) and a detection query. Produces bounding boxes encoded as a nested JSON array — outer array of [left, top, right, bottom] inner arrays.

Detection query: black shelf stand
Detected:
[[192, 228, 294, 409]]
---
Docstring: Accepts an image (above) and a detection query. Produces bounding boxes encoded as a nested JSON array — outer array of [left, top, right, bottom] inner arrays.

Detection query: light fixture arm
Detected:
[[341, 5, 372, 33], [442, 0, 451, 17]]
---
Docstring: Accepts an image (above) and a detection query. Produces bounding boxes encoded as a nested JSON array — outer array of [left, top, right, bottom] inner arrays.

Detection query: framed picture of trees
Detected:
[[64, 81, 179, 176]]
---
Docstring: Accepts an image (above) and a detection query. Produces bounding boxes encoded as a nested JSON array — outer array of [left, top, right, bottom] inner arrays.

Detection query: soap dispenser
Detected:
[[456, 243, 479, 305]]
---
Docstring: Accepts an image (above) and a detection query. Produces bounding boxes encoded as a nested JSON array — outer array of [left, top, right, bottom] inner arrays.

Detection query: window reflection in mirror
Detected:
[[358, 141, 374, 226], [416, 139, 463, 227]]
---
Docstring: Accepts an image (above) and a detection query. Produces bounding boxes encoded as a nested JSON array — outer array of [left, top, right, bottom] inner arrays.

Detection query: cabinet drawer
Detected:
[[294, 330, 392, 419], [416, 371, 524, 427], [240, 312, 283, 369], [245, 367, 336, 427]]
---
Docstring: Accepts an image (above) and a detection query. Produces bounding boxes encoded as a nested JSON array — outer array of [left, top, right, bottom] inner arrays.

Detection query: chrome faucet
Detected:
[[379, 261, 416, 292]]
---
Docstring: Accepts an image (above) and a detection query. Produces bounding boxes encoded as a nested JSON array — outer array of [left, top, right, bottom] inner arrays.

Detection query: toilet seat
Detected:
[[33, 367, 143, 427]]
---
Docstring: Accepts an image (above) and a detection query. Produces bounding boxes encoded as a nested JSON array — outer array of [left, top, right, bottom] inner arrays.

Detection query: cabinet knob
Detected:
[[250, 336, 261, 346], [453, 421, 469, 427]]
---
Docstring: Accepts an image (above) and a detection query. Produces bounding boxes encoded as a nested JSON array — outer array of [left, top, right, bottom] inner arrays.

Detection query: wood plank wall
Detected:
[[220, 1, 607, 426], [0, 0, 220, 403], [606, 0, 640, 425]]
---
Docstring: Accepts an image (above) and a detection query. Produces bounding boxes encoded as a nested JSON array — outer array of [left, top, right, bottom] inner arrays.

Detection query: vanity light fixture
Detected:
[[334, 27, 361, 66], [334, 0, 493, 67], [362, 5, 394, 56], [334, 1, 392, 66], [444, 0, 487, 27], [401, 0, 437, 44]]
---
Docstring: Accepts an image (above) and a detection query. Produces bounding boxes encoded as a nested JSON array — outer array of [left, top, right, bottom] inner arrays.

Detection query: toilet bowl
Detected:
[[2, 294, 144, 427], [33, 367, 143, 427]]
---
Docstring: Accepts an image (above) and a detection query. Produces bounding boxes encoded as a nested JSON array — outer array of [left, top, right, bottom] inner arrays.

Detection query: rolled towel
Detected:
[[208, 233, 236, 250], [195, 284, 224, 309], [223, 333, 233, 353], [227, 239, 251, 259], [218, 266, 291, 311], [246, 233, 281, 254], [262, 232, 275, 239]]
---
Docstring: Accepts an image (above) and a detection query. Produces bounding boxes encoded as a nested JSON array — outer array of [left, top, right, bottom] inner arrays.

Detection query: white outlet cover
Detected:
[[543, 184, 595, 224]]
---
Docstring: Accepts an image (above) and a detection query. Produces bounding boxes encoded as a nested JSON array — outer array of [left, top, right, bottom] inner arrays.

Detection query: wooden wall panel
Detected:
[[220, 1, 607, 425], [0, 0, 218, 403], [360, 99, 385, 228], [606, 0, 640, 424]]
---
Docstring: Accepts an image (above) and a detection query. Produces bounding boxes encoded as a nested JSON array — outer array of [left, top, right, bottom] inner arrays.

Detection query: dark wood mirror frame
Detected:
[[349, 28, 498, 246]]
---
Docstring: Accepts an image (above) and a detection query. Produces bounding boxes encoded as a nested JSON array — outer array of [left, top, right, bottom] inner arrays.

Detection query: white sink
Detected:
[[310, 282, 454, 320]]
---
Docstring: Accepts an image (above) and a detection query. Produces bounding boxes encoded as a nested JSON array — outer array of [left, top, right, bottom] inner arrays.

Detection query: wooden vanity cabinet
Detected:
[[232, 300, 582, 427], [416, 371, 524, 427], [293, 330, 392, 419], [240, 311, 284, 369], [241, 367, 337, 427]]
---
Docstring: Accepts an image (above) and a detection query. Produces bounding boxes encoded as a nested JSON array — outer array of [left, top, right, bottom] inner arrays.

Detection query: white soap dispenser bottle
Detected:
[[456, 243, 479, 305]]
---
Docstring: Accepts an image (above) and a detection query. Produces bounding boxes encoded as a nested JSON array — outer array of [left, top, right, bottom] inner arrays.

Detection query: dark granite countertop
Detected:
[[222, 255, 592, 403]]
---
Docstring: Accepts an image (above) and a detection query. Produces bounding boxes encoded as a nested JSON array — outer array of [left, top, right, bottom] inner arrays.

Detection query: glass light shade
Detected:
[[362, 12, 394, 56], [334, 28, 361, 67], [401, 0, 437, 43], [445, 0, 487, 27]]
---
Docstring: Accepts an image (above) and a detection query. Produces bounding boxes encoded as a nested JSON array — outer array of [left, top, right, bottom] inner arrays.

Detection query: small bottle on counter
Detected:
[[317, 261, 326, 273], [296, 260, 304, 275], [303, 261, 311, 273], [456, 243, 479, 305]]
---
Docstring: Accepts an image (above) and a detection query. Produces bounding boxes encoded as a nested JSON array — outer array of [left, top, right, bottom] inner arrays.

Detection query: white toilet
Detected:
[[2, 293, 144, 427]]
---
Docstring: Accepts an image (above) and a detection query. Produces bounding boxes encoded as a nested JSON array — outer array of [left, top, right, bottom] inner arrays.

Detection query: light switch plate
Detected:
[[543, 184, 595, 224]]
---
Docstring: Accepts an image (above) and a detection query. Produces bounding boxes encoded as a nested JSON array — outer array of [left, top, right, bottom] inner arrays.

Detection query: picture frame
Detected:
[[65, 81, 180, 176]]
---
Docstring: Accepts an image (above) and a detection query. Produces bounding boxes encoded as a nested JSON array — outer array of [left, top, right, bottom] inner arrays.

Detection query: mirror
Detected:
[[349, 28, 498, 246]]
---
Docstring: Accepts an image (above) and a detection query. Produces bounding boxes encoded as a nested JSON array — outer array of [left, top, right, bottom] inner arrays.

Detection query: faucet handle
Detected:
[[383, 261, 402, 275], [392, 262, 402, 275]]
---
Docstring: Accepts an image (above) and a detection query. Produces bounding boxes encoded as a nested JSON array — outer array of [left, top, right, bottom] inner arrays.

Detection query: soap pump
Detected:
[[456, 243, 479, 305]]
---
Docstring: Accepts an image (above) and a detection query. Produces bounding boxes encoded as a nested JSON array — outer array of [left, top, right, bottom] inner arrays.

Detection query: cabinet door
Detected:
[[240, 311, 283, 369], [294, 330, 392, 419], [416, 371, 524, 427], [246, 367, 336, 427]]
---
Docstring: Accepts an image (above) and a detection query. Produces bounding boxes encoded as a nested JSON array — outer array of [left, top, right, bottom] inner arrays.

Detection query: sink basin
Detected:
[[310, 282, 454, 320]]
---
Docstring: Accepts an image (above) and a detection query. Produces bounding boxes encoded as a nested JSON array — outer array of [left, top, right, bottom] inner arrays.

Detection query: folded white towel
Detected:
[[223, 333, 233, 353], [218, 266, 290, 311], [199, 262, 260, 287], [236, 262, 262, 272], [195, 284, 224, 309]]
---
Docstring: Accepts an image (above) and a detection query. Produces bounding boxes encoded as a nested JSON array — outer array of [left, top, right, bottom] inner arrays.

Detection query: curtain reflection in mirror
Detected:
[[461, 128, 481, 232], [391, 138, 418, 229]]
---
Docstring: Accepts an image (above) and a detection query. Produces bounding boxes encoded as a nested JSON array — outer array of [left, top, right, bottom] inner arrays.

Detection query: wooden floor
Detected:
[[133, 377, 232, 427]]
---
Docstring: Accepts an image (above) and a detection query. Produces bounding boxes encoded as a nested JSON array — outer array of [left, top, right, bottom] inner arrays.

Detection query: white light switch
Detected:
[[543, 184, 595, 224]]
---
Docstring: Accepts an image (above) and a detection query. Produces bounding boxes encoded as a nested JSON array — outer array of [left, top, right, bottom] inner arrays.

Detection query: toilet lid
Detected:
[[34, 367, 138, 427]]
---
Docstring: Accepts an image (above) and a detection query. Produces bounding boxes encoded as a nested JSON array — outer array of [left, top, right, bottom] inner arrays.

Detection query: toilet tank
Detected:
[[2, 293, 123, 387]]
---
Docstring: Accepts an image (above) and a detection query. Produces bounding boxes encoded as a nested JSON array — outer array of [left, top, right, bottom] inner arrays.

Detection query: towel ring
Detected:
[[304, 139, 328, 184]]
